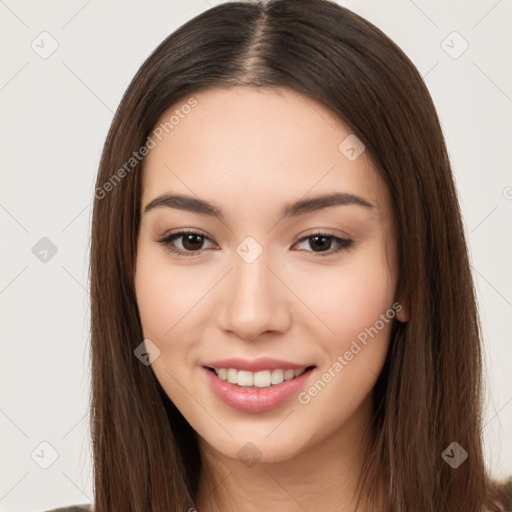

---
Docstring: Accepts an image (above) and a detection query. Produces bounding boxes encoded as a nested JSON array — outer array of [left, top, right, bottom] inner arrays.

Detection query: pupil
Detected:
[[310, 236, 331, 252], [183, 234, 203, 251]]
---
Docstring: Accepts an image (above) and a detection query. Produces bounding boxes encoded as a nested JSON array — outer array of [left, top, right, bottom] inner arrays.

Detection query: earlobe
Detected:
[[394, 298, 409, 323]]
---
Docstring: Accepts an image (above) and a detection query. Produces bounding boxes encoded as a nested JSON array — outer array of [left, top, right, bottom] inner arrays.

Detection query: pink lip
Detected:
[[203, 357, 313, 372], [203, 366, 316, 413]]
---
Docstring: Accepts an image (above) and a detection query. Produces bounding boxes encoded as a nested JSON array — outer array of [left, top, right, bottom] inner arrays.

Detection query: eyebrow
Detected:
[[143, 192, 374, 219]]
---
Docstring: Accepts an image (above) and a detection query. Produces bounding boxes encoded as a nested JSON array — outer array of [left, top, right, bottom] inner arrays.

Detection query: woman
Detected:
[[47, 0, 512, 510]]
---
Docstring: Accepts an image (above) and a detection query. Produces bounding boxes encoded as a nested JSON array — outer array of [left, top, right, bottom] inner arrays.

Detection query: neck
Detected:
[[194, 395, 379, 512]]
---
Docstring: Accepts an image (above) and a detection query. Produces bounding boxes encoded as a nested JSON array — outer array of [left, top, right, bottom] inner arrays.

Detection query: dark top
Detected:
[[44, 507, 92, 512], [43, 477, 512, 511]]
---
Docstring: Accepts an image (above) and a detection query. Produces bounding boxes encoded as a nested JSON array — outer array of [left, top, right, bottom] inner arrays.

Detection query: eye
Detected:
[[157, 230, 353, 258], [293, 232, 353, 255], [157, 230, 217, 257]]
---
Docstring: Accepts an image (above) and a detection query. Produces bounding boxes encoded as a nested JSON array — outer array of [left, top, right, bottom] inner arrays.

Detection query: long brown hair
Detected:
[[89, 1, 508, 511]]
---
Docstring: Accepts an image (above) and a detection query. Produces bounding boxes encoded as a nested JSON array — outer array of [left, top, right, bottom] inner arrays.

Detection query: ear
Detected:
[[394, 297, 409, 323]]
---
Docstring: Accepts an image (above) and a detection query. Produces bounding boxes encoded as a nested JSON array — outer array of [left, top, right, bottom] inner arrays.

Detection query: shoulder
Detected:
[[42, 505, 93, 512], [489, 476, 512, 512]]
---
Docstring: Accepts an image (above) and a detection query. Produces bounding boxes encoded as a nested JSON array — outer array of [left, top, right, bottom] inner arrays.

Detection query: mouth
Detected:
[[202, 358, 317, 413], [204, 366, 316, 388]]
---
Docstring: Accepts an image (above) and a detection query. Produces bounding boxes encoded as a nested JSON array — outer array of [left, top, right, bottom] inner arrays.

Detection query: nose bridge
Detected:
[[217, 244, 290, 340]]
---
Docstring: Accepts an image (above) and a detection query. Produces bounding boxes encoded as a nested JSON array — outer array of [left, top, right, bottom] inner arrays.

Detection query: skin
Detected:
[[135, 86, 408, 512]]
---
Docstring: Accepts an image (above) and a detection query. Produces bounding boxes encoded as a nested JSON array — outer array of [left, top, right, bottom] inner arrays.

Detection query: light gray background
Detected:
[[1, 1, 511, 511]]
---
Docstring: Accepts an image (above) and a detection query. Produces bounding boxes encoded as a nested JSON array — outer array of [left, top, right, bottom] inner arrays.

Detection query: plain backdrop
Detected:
[[1, 1, 511, 511]]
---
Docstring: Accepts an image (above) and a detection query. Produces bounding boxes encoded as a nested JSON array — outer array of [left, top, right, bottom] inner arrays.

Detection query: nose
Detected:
[[216, 252, 292, 341]]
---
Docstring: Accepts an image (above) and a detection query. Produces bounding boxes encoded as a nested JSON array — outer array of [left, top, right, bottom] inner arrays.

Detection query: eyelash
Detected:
[[156, 230, 353, 257]]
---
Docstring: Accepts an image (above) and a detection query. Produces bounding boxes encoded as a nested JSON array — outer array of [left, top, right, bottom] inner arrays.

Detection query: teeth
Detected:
[[237, 370, 253, 387], [254, 370, 271, 388], [226, 368, 238, 384], [284, 369, 295, 380], [213, 367, 308, 388], [271, 369, 284, 385]]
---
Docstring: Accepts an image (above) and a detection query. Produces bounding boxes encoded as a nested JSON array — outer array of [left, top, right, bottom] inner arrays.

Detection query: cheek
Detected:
[[135, 259, 171, 339], [134, 245, 222, 414], [292, 242, 397, 347], [135, 244, 208, 341], [134, 250, 204, 416], [289, 242, 396, 423]]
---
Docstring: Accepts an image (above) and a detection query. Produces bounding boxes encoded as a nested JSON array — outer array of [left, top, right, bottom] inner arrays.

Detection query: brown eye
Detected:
[[308, 235, 333, 252], [181, 233, 206, 251], [295, 233, 353, 255], [157, 231, 216, 256]]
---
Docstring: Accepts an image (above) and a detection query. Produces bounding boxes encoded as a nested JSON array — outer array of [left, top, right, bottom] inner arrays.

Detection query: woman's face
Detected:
[[135, 86, 406, 464]]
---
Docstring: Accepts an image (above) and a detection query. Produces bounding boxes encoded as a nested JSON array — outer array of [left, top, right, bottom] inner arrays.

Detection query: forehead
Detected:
[[141, 86, 389, 216]]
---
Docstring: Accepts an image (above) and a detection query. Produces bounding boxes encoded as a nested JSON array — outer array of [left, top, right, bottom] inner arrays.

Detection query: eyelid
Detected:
[[157, 228, 210, 243], [295, 226, 352, 240]]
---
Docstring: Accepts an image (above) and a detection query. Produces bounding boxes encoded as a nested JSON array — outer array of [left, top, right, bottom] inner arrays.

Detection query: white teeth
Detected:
[[271, 369, 284, 385], [213, 367, 309, 388], [226, 368, 238, 384], [237, 370, 253, 387], [254, 370, 271, 388], [284, 369, 295, 380]]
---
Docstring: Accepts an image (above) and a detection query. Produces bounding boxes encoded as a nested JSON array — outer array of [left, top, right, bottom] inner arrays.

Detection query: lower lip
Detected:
[[203, 367, 315, 413]]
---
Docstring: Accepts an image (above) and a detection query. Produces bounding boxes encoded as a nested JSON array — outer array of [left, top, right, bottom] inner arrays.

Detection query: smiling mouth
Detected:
[[205, 366, 316, 388]]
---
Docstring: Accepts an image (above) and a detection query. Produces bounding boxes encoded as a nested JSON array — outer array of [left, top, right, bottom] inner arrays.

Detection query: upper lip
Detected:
[[203, 357, 315, 372]]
